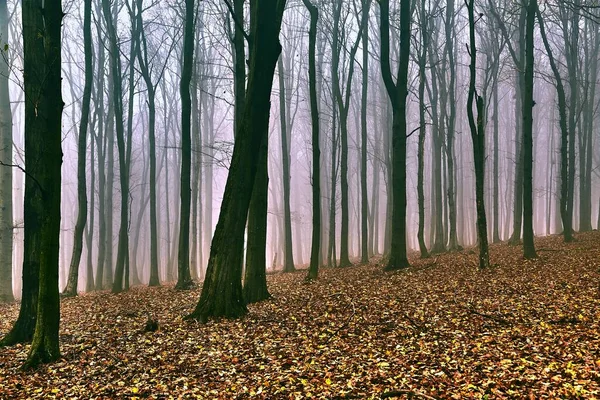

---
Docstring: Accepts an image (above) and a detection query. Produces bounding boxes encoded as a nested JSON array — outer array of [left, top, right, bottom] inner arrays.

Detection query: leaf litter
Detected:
[[0, 232, 599, 399]]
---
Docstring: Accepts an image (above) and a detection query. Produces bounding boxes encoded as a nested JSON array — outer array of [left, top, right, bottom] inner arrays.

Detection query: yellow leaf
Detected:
[[131, 387, 139, 394], [325, 378, 332, 385]]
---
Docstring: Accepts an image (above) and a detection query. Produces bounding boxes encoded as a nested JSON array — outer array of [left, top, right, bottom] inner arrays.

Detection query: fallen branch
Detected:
[[537, 248, 565, 253], [381, 389, 438, 399], [468, 307, 511, 326]]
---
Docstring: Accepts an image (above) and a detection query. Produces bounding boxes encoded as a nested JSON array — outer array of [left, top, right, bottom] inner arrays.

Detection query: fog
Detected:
[[1, 0, 598, 298]]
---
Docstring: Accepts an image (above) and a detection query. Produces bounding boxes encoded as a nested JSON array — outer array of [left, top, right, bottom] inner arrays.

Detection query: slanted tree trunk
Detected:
[[0, 0, 14, 303], [304, 0, 320, 281], [379, 0, 411, 270], [186, 0, 287, 323], [21, 0, 63, 368], [176, 0, 195, 290], [466, 0, 489, 269], [521, 0, 536, 259], [63, 0, 93, 297]]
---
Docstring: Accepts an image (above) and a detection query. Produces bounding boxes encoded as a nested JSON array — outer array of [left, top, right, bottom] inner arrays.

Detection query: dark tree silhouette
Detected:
[[21, 0, 64, 368], [186, 0, 287, 322], [466, 0, 490, 270], [379, 0, 412, 270], [176, 0, 195, 290], [303, 0, 320, 281]]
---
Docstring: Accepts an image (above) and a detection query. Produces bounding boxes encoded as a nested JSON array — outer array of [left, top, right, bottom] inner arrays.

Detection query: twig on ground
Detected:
[[467, 307, 511, 326], [381, 389, 439, 399]]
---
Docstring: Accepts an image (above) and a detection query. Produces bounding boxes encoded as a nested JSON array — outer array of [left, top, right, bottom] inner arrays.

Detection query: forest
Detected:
[[0, 0, 599, 397]]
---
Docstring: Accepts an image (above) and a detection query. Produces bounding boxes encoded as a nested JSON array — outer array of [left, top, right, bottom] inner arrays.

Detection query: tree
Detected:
[[134, 0, 167, 287], [466, 0, 489, 270], [378, 0, 411, 270], [303, 0, 320, 281], [104, 0, 130, 294], [63, 0, 93, 297], [416, 0, 429, 259], [186, 0, 287, 322], [0, 0, 14, 303], [359, 0, 371, 264], [278, 56, 296, 272], [443, 0, 461, 251], [176, 0, 195, 290], [21, 0, 64, 368], [521, 0, 536, 259], [331, 0, 364, 268]]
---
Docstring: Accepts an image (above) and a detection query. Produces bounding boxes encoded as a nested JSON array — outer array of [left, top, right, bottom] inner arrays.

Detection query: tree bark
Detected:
[[21, 0, 63, 368], [243, 135, 270, 303]]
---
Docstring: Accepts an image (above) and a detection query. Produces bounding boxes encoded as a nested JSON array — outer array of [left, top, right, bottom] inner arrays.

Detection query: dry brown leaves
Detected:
[[1, 232, 600, 399]]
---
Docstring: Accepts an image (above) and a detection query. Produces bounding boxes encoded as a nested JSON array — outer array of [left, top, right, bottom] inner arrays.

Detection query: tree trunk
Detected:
[[186, 0, 287, 323], [243, 135, 270, 303], [537, 8, 570, 243], [359, 0, 370, 264], [278, 57, 295, 273], [0, 0, 14, 303], [521, 0, 536, 259], [21, 0, 63, 368], [304, 0, 320, 281], [104, 0, 129, 294], [85, 112, 96, 292], [379, 0, 411, 270], [64, 0, 93, 297], [444, 0, 460, 251], [416, 0, 429, 259], [565, 2, 579, 239], [328, 110, 338, 268], [175, 0, 195, 290], [94, 14, 107, 289], [466, 0, 489, 269]]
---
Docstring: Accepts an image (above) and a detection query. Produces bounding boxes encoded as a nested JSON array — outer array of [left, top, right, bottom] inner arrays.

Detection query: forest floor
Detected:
[[1, 233, 600, 399]]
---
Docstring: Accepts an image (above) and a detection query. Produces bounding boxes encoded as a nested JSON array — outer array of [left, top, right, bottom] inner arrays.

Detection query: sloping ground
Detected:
[[0, 232, 599, 399]]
